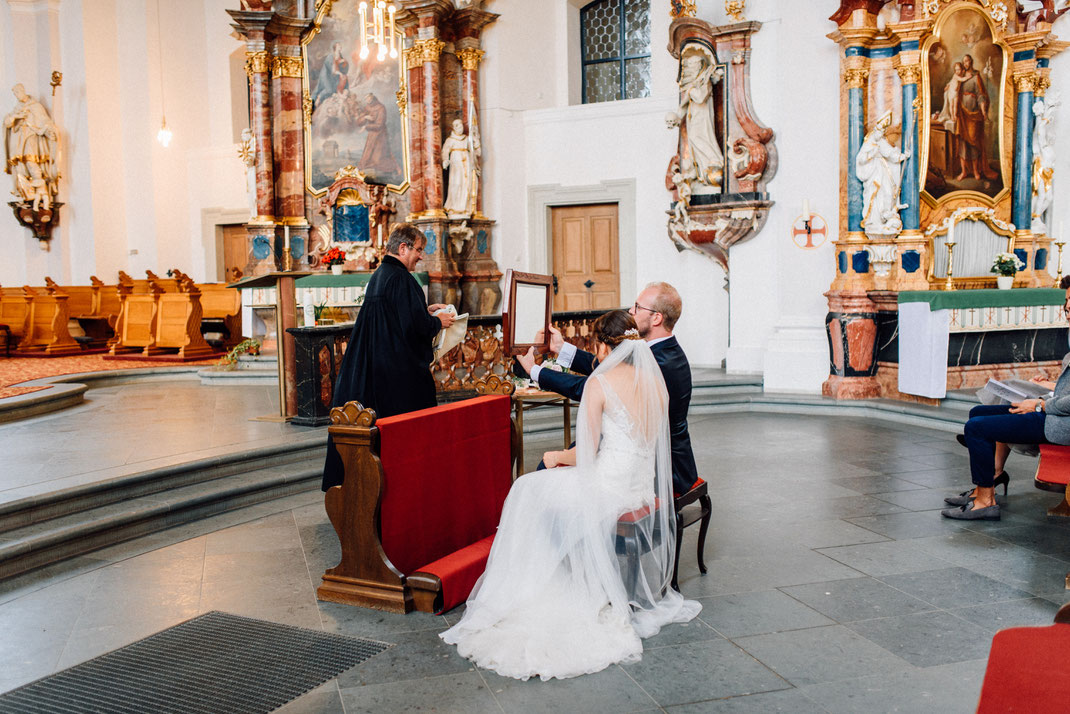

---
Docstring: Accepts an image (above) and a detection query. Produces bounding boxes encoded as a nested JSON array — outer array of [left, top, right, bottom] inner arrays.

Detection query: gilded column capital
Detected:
[[896, 64, 921, 85], [1034, 75, 1051, 97], [245, 50, 270, 76], [412, 38, 445, 64], [1014, 72, 1038, 93], [456, 47, 485, 71], [272, 55, 303, 79], [843, 68, 870, 89]]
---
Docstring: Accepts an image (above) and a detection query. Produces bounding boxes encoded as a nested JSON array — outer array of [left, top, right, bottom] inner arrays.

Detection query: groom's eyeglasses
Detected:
[[632, 302, 659, 315]]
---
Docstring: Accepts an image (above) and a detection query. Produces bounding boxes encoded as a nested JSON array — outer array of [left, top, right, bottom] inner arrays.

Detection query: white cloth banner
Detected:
[[898, 301, 951, 399]]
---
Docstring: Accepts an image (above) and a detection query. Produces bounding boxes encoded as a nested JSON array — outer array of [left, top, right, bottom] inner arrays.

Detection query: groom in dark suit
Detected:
[[515, 282, 699, 496]]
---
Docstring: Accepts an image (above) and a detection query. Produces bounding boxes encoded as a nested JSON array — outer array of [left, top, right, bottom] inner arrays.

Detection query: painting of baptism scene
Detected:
[[5, 1, 1070, 712]]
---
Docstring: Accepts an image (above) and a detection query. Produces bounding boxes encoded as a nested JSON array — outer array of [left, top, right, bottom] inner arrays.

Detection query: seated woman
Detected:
[[944, 281, 1070, 520], [440, 310, 701, 680]]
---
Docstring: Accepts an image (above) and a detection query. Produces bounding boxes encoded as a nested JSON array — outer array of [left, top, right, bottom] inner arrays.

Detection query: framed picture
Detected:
[[302, 0, 410, 196], [502, 270, 553, 357], [920, 3, 1009, 207]]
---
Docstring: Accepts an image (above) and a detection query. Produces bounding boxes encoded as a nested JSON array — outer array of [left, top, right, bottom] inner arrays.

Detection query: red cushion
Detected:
[[978, 624, 1070, 712], [377, 395, 512, 577], [618, 503, 654, 523], [674, 477, 706, 499], [412, 535, 495, 614], [1036, 445, 1070, 486]]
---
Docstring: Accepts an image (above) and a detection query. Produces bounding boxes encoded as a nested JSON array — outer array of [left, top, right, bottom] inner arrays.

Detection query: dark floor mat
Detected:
[[0, 611, 391, 714]]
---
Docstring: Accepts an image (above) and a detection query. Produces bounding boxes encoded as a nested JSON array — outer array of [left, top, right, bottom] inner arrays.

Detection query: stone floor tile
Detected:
[[981, 523, 1070, 556], [782, 577, 937, 622], [338, 672, 501, 714], [334, 629, 476, 688], [275, 682, 346, 714], [816, 539, 955, 577], [947, 596, 1061, 635], [831, 474, 927, 495], [622, 638, 788, 707], [878, 567, 1034, 609], [733, 625, 913, 687], [318, 599, 446, 638], [482, 665, 655, 713], [697, 589, 834, 638], [799, 658, 987, 714], [664, 688, 825, 713], [642, 616, 724, 649], [846, 610, 993, 667], [870, 487, 960, 512], [678, 549, 863, 598], [846, 511, 972, 540]]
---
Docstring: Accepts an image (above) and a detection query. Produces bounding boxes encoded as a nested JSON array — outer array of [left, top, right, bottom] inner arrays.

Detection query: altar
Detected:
[[898, 288, 1067, 399]]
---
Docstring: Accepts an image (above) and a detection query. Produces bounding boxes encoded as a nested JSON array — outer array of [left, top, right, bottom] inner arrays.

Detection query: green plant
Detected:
[[218, 338, 262, 368], [991, 252, 1025, 277]]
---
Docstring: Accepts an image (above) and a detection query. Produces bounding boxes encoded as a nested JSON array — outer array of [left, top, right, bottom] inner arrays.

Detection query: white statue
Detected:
[[856, 110, 908, 237], [667, 47, 725, 193], [441, 118, 480, 218], [1031, 94, 1058, 234], [237, 128, 257, 219], [4, 83, 60, 208]]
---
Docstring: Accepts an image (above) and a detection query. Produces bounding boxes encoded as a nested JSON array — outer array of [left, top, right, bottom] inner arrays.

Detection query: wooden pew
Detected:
[[0, 285, 30, 342], [320, 377, 516, 614], [109, 281, 162, 355], [141, 277, 215, 359], [198, 284, 242, 349], [17, 285, 80, 355]]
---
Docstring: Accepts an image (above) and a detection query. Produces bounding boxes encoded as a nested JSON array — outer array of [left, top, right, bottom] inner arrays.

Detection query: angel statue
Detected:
[[856, 110, 908, 237], [237, 128, 257, 219], [442, 118, 481, 218], [4, 83, 60, 210], [1031, 94, 1058, 234], [667, 47, 725, 192]]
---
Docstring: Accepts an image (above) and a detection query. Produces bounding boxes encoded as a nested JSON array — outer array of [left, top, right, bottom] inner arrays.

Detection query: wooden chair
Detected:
[[673, 478, 712, 591]]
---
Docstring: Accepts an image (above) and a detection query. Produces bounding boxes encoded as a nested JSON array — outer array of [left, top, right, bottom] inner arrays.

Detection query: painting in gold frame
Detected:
[[302, 0, 410, 196], [920, 2, 1010, 207]]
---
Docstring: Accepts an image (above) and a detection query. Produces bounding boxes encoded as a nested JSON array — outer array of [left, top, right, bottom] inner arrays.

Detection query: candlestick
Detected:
[[946, 217, 956, 246], [1057, 241, 1067, 288], [944, 241, 956, 291], [283, 224, 292, 272]]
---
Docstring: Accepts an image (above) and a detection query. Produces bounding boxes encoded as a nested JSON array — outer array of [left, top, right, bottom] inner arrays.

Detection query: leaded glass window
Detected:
[[581, 0, 651, 104]]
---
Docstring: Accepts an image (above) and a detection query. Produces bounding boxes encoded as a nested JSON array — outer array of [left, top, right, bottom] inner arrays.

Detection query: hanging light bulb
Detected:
[[358, 0, 397, 62], [157, 116, 172, 147]]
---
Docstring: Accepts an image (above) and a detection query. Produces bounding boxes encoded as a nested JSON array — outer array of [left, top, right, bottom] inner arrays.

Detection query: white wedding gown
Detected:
[[440, 358, 702, 681]]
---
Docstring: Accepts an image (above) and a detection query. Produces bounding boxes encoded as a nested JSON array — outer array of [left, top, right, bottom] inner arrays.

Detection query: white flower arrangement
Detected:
[[991, 252, 1025, 277]]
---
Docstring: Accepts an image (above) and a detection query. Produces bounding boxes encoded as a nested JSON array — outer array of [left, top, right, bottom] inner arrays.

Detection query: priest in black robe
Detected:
[[321, 223, 455, 491]]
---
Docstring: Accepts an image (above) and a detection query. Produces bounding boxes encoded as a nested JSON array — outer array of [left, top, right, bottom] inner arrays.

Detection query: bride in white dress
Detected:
[[441, 310, 702, 681]]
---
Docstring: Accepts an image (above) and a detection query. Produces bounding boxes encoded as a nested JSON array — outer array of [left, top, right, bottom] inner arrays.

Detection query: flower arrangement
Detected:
[[218, 338, 261, 368], [322, 246, 347, 267], [991, 252, 1024, 277]]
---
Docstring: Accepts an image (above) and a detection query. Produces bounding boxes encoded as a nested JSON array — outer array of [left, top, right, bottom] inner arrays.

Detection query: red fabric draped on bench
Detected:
[[977, 623, 1070, 712], [377, 395, 512, 579]]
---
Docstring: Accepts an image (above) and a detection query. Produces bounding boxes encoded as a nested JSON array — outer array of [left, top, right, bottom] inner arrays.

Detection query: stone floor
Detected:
[[3, 402, 1070, 712]]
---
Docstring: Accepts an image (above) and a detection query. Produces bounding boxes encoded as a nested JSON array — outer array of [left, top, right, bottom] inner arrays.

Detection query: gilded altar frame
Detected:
[[301, 0, 410, 197], [919, 1, 1011, 210]]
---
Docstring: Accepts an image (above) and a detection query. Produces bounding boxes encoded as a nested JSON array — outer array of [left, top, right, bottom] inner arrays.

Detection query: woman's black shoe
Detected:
[[944, 471, 1009, 506]]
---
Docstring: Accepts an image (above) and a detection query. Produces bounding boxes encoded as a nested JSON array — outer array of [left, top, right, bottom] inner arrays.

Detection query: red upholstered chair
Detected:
[[976, 602, 1070, 713], [673, 478, 711, 591], [1035, 444, 1070, 516]]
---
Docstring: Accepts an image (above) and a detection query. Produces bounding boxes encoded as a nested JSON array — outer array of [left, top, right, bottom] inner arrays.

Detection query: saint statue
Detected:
[[1031, 94, 1058, 233], [856, 110, 908, 237], [441, 118, 480, 217], [237, 128, 257, 219], [667, 48, 725, 192], [4, 83, 60, 209]]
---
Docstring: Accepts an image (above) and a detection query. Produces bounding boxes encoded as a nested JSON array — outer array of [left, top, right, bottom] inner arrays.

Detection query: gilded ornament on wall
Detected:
[[669, 0, 696, 18], [245, 50, 270, 76], [843, 68, 869, 88], [272, 55, 304, 79]]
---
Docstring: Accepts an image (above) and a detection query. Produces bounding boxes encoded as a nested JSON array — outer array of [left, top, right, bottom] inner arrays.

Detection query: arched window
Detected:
[[580, 0, 651, 104]]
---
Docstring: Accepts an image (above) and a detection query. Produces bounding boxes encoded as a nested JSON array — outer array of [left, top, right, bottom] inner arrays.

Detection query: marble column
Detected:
[[418, 37, 446, 216], [844, 64, 868, 241], [404, 40, 426, 217], [228, 10, 277, 276], [894, 57, 928, 291], [457, 45, 485, 216], [1012, 70, 1036, 234]]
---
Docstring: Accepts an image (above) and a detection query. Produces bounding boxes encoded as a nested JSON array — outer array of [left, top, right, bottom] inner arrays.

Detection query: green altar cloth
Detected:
[[898, 288, 1064, 310], [295, 271, 428, 288]]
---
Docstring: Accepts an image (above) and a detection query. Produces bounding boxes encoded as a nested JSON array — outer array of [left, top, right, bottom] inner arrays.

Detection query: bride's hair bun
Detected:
[[591, 309, 640, 348]]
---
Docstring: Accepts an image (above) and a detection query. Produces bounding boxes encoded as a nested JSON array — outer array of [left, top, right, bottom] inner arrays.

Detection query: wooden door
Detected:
[[550, 204, 620, 312], [221, 225, 248, 282]]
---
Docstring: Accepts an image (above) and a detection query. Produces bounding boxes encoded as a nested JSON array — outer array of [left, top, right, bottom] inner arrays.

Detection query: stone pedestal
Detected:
[[286, 323, 352, 426], [450, 217, 501, 315], [412, 217, 460, 308], [822, 290, 880, 399]]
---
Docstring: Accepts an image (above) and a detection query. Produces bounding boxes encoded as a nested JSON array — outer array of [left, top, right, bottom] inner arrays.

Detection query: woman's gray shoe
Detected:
[[941, 503, 1000, 520], [943, 492, 1007, 507]]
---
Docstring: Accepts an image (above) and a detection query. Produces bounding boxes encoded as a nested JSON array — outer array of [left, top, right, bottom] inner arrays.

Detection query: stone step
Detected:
[[0, 461, 322, 580], [0, 435, 327, 535]]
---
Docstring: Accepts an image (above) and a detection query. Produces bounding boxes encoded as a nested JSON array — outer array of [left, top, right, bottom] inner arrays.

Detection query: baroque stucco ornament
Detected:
[[665, 17, 777, 275]]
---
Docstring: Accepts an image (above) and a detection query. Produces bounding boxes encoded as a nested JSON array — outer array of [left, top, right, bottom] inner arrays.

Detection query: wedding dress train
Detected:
[[440, 340, 701, 681]]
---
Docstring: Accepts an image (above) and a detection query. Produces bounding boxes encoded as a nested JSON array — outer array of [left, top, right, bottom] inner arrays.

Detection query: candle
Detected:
[[802, 199, 811, 222], [284, 225, 291, 264], [378, 222, 383, 250], [946, 219, 955, 246]]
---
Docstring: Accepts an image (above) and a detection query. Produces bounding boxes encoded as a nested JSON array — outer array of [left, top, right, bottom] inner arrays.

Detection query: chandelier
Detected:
[[359, 1, 398, 62]]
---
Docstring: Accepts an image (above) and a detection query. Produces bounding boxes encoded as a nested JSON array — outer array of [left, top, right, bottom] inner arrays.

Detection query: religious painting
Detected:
[[302, 0, 409, 195], [921, 4, 1008, 205]]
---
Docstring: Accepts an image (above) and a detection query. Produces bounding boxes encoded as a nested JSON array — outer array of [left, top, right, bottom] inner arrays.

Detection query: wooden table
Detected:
[[512, 387, 576, 475]]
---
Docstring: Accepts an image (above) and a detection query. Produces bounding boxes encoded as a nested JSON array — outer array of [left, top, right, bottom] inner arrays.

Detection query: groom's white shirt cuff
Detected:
[[530, 342, 577, 385]]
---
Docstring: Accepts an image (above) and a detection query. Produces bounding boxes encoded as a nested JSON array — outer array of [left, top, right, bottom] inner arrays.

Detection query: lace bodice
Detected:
[[592, 377, 657, 504]]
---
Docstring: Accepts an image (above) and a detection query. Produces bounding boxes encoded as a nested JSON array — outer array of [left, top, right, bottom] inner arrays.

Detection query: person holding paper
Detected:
[[944, 281, 1070, 520], [321, 223, 455, 491], [515, 282, 699, 497]]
